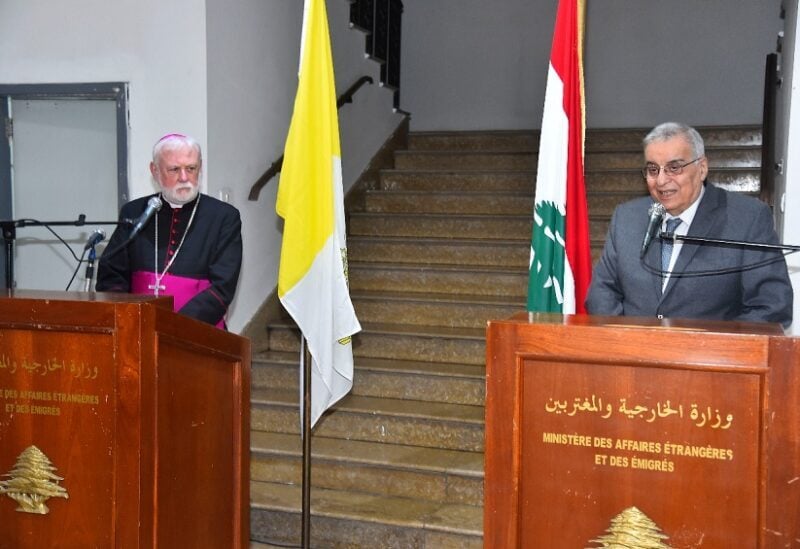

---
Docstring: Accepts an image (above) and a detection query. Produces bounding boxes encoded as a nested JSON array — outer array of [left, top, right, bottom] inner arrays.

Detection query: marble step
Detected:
[[267, 321, 488, 365], [250, 482, 482, 548], [380, 169, 534, 192], [583, 168, 760, 193], [378, 167, 759, 194], [586, 190, 650, 217], [584, 188, 756, 218], [350, 290, 524, 329], [350, 211, 609, 245], [250, 432, 483, 506], [349, 212, 533, 240], [348, 235, 528, 267], [252, 350, 486, 406], [394, 150, 537, 171], [365, 185, 757, 219], [266, 290, 523, 330], [393, 146, 760, 172], [348, 261, 528, 298], [364, 189, 533, 215], [407, 129, 538, 151], [585, 146, 761, 170], [585, 126, 762, 151], [251, 388, 485, 452], [406, 126, 761, 152]]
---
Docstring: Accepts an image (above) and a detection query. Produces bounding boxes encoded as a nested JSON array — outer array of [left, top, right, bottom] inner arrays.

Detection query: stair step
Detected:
[[585, 146, 761, 170], [380, 169, 533, 192], [351, 290, 524, 329], [267, 321, 488, 365], [349, 212, 532, 240], [348, 212, 611, 244], [393, 145, 759, 172], [395, 150, 536, 170], [252, 388, 485, 452], [376, 177, 759, 221], [406, 126, 761, 152], [586, 190, 650, 216], [348, 235, 528, 267], [348, 261, 528, 298], [250, 482, 483, 548], [377, 167, 759, 195], [251, 432, 483, 506], [585, 167, 760, 193], [252, 351, 486, 405], [365, 189, 533, 215], [585, 126, 762, 151], [408, 129, 537, 151]]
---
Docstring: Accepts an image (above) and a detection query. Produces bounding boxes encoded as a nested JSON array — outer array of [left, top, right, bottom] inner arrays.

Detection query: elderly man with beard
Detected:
[[96, 133, 242, 328]]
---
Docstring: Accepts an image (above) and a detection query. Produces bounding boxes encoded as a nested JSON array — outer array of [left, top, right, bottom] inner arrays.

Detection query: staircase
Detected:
[[247, 125, 763, 548]]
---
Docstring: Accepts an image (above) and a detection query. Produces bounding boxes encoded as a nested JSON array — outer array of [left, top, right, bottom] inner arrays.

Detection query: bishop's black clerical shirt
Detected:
[[96, 193, 242, 326]]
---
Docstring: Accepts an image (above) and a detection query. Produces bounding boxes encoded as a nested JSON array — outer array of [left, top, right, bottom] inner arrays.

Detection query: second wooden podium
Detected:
[[485, 313, 799, 548], [0, 291, 251, 548]]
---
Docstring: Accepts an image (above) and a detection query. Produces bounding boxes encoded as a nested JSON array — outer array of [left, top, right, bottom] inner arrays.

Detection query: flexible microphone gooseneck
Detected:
[[83, 229, 106, 291], [128, 196, 163, 240], [640, 202, 666, 258]]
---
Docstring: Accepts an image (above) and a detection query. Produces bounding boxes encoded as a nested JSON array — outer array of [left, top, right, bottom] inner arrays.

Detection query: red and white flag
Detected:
[[527, 0, 591, 314]]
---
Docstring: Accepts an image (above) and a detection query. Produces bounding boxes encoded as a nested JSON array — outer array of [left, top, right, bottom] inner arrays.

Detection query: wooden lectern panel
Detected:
[[0, 291, 250, 549], [0, 326, 118, 547], [485, 313, 797, 548]]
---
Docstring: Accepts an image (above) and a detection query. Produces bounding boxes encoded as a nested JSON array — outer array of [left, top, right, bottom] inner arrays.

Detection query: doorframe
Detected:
[[0, 82, 129, 208], [0, 82, 128, 284]]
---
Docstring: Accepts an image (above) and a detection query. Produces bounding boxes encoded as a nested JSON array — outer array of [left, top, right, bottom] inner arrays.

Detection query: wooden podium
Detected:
[[0, 291, 250, 548], [485, 313, 799, 548]]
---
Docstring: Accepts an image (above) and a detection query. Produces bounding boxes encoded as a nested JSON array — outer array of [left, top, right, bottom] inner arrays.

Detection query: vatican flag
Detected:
[[276, 0, 361, 428]]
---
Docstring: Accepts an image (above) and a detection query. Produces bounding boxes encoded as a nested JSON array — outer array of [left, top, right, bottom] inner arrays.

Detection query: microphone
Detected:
[[640, 202, 666, 258], [129, 196, 162, 239], [83, 228, 106, 250], [83, 229, 106, 292]]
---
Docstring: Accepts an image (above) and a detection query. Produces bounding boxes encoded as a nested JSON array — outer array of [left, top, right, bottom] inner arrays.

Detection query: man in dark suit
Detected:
[[586, 122, 792, 328]]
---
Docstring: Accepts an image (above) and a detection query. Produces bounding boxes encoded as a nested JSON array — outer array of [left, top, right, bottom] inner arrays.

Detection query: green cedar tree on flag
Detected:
[[527, 0, 591, 314]]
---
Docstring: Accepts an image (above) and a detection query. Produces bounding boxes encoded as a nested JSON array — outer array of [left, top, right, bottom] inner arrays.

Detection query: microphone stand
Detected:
[[664, 232, 800, 253], [83, 246, 98, 292], [1, 215, 122, 291]]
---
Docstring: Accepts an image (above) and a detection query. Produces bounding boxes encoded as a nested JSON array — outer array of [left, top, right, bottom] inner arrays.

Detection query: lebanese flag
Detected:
[[527, 0, 591, 314]]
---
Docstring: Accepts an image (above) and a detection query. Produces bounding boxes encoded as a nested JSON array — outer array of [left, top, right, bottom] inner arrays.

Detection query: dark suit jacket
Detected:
[[96, 193, 242, 326], [586, 184, 793, 327]]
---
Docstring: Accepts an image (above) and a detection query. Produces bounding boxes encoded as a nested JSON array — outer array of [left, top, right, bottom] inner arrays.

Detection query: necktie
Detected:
[[661, 217, 682, 275]]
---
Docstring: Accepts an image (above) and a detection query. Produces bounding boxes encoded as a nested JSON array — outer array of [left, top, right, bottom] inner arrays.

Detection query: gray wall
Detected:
[[402, 0, 784, 130]]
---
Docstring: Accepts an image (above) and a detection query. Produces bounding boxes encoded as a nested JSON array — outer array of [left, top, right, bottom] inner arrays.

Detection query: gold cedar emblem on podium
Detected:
[[0, 445, 69, 514], [588, 506, 673, 549]]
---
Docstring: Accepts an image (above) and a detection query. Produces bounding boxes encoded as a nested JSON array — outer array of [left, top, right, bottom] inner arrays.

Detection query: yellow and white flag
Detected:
[[276, 0, 361, 428]]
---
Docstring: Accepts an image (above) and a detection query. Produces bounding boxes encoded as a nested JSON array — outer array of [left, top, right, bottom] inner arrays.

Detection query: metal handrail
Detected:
[[248, 75, 374, 201]]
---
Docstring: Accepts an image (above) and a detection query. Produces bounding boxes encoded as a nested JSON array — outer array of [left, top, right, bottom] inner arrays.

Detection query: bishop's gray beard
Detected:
[[161, 183, 199, 206]]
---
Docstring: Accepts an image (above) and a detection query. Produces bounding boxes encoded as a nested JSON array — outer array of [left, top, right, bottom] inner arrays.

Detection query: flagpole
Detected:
[[302, 336, 312, 548]]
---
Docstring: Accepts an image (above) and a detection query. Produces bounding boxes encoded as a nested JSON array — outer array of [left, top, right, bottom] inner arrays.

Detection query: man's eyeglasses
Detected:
[[164, 165, 199, 176], [641, 157, 702, 180]]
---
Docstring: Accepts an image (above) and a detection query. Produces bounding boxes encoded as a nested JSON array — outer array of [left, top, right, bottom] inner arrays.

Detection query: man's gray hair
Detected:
[[152, 133, 203, 165], [643, 122, 705, 158]]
